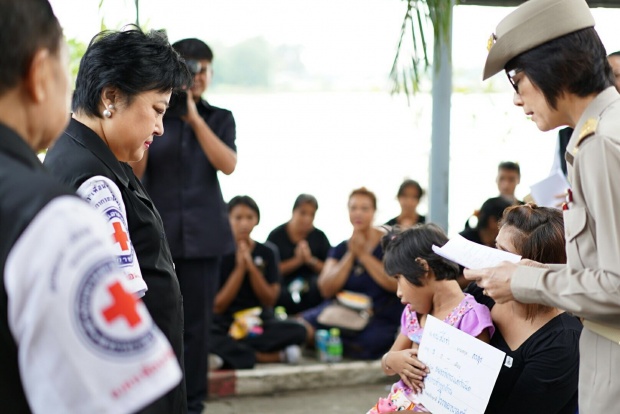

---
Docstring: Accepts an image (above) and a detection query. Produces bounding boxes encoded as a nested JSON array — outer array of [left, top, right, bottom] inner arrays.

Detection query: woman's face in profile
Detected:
[[348, 195, 375, 231], [511, 73, 564, 132], [291, 203, 316, 233], [104, 90, 171, 162], [495, 225, 519, 255]]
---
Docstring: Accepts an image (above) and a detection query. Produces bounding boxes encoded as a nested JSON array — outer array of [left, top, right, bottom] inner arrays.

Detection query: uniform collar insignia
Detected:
[[573, 117, 598, 154]]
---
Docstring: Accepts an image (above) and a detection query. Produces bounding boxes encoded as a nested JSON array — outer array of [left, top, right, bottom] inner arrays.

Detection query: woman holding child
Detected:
[[468, 204, 582, 414], [368, 205, 580, 413]]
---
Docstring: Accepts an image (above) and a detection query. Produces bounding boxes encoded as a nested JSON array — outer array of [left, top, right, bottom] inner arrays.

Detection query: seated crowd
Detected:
[[212, 177, 582, 414]]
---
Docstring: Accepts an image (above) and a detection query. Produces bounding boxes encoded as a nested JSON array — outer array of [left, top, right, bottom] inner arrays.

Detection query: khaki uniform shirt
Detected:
[[512, 86, 620, 413]]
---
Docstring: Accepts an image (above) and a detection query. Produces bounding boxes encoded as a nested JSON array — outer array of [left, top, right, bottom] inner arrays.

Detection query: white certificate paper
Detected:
[[529, 169, 570, 208], [432, 234, 521, 269], [418, 315, 506, 414]]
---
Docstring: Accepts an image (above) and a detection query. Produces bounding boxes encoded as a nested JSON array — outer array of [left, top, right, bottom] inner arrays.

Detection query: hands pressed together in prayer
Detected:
[[235, 240, 254, 270], [348, 230, 376, 258]]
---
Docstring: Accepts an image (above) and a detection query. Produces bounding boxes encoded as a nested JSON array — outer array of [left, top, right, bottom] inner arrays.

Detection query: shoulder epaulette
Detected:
[[576, 118, 598, 149]]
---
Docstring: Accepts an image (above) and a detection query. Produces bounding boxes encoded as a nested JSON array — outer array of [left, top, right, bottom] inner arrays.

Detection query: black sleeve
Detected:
[[260, 244, 279, 285], [263, 240, 281, 269], [265, 226, 286, 257], [464, 282, 495, 310], [312, 229, 331, 261], [265, 227, 279, 244]]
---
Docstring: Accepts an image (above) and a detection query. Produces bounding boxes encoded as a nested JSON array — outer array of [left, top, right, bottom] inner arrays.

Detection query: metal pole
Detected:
[[427, 2, 453, 232]]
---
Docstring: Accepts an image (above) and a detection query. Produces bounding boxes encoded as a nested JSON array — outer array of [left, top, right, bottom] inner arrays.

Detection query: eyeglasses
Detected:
[[506, 68, 523, 93]]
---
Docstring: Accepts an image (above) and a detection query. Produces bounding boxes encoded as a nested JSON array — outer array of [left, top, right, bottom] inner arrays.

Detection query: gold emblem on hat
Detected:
[[487, 33, 497, 52]]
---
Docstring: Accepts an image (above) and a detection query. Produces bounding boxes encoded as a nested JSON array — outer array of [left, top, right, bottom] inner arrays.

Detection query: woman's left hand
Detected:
[[463, 261, 517, 304]]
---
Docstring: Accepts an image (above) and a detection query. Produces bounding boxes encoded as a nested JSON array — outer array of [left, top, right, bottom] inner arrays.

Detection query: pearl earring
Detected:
[[103, 104, 114, 118]]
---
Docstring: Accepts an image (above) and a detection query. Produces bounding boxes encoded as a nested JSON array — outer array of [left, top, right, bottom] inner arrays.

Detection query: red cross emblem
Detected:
[[102, 281, 141, 328], [112, 222, 129, 251]]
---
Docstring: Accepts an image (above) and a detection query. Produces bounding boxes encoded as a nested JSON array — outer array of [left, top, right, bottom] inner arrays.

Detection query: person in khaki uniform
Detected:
[[464, 0, 620, 412]]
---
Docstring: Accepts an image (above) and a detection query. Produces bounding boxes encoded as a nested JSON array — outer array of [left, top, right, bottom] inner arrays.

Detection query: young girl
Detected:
[[368, 224, 494, 413], [210, 195, 307, 369]]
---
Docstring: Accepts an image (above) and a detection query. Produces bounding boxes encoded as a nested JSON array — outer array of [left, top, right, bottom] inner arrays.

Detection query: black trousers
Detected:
[[175, 257, 220, 414], [211, 318, 307, 369]]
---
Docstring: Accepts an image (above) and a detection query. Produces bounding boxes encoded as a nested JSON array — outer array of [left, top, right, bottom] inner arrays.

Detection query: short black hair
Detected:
[[477, 197, 512, 230], [228, 195, 260, 223], [172, 38, 214, 62], [506, 27, 614, 110], [72, 27, 193, 117], [382, 223, 459, 286], [0, 0, 62, 96], [498, 161, 520, 175], [293, 194, 318, 212], [609, 51, 620, 58], [397, 179, 424, 199]]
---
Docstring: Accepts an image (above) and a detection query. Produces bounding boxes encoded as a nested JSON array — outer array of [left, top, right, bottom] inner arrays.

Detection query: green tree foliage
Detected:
[[390, 0, 454, 96], [67, 37, 87, 88]]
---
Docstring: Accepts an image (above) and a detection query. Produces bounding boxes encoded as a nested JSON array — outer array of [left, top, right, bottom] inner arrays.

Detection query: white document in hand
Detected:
[[432, 234, 521, 269], [530, 169, 570, 208], [417, 315, 506, 414]]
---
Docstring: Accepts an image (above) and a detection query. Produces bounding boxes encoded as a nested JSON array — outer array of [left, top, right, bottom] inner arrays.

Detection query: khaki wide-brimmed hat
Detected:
[[483, 0, 595, 80]]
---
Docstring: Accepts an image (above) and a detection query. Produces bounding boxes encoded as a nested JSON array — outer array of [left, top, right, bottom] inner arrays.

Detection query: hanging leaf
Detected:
[[390, 0, 455, 97]]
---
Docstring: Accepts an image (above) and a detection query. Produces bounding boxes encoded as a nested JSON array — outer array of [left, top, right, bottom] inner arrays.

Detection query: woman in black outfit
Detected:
[[44, 28, 192, 413], [211, 196, 307, 369], [467, 204, 582, 414], [385, 179, 426, 229], [267, 194, 331, 315]]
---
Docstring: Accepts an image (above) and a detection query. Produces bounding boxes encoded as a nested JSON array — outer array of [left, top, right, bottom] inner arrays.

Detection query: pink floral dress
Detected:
[[367, 293, 494, 413]]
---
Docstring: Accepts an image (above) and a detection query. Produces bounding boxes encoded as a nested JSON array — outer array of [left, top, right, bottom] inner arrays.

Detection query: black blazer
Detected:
[[45, 118, 187, 414]]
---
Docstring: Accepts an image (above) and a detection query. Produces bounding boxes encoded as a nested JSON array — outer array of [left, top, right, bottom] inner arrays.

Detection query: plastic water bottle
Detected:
[[315, 329, 329, 362], [327, 328, 343, 363]]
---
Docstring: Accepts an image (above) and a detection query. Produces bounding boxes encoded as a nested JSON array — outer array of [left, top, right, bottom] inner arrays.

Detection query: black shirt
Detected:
[[44, 118, 187, 414], [143, 99, 236, 259], [459, 227, 484, 245], [214, 242, 279, 329], [384, 215, 426, 226], [266, 223, 331, 279], [486, 313, 581, 414], [466, 283, 582, 414]]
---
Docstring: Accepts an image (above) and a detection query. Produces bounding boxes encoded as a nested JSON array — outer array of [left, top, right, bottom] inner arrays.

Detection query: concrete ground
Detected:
[[204, 381, 393, 414]]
